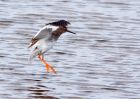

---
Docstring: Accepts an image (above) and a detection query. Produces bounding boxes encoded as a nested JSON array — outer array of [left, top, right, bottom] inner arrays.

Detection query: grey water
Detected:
[[0, 0, 140, 99]]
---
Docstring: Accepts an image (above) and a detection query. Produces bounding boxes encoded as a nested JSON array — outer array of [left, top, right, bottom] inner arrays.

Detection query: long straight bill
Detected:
[[67, 30, 76, 34]]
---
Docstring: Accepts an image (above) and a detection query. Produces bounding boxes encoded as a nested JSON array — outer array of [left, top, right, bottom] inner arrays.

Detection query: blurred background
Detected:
[[0, 0, 140, 99]]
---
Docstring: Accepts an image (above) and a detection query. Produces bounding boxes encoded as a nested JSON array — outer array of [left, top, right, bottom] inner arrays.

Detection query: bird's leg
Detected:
[[38, 54, 49, 72], [38, 54, 56, 74], [41, 55, 56, 74]]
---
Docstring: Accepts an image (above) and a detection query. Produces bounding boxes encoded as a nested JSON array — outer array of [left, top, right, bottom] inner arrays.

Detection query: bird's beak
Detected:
[[67, 30, 76, 34]]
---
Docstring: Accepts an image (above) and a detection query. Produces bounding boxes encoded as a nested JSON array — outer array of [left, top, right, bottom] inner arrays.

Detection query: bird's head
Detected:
[[47, 20, 76, 34], [47, 20, 70, 27], [57, 20, 70, 26], [58, 20, 76, 34]]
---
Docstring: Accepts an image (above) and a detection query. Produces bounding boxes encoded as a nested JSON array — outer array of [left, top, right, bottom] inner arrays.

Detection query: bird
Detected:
[[28, 20, 76, 74]]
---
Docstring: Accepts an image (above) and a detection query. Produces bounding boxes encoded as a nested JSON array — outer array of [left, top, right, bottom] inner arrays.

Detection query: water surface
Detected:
[[0, 0, 140, 99]]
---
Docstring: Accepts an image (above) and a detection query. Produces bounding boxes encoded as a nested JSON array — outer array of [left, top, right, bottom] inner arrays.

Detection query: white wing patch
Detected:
[[46, 25, 59, 31], [33, 25, 59, 39]]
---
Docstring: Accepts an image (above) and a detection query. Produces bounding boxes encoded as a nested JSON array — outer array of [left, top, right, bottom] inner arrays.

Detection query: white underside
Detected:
[[32, 25, 58, 53], [29, 38, 56, 61], [33, 38, 56, 54], [29, 25, 58, 61]]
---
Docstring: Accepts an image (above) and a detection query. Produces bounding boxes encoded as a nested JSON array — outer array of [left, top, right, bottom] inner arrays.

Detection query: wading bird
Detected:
[[28, 20, 75, 74]]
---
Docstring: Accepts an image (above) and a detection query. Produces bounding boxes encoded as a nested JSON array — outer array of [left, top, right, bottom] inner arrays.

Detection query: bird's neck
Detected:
[[49, 26, 67, 40]]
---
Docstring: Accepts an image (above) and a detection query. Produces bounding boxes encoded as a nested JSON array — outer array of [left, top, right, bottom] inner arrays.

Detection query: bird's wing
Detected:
[[28, 25, 59, 48], [33, 25, 59, 39]]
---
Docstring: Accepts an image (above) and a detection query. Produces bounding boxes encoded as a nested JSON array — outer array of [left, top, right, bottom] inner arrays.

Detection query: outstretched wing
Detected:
[[33, 25, 58, 39], [28, 25, 59, 48]]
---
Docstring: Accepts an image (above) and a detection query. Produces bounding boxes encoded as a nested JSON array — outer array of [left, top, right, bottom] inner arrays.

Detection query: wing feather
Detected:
[[28, 25, 59, 48], [33, 25, 58, 39]]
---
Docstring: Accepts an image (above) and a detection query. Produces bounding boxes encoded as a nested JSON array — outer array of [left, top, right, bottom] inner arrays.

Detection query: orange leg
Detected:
[[38, 54, 56, 74], [38, 55, 49, 72]]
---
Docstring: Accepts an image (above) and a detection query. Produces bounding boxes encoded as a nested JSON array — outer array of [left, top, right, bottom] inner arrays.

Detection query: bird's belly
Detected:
[[33, 38, 55, 53]]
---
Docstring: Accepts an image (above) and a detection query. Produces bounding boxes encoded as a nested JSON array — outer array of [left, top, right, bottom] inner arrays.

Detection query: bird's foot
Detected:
[[38, 55, 56, 74], [44, 61, 56, 74]]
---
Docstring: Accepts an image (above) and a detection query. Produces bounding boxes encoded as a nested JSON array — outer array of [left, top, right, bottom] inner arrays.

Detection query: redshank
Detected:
[[28, 20, 75, 74]]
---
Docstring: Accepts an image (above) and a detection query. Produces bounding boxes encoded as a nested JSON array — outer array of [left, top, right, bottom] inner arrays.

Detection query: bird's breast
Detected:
[[50, 26, 67, 40]]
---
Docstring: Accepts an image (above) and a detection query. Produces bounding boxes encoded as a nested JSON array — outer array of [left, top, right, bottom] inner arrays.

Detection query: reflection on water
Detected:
[[0, 0, 140, 99], [28, 85, 59, 99]]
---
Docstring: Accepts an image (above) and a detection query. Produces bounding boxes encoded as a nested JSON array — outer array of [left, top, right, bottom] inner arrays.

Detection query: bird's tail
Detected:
[[28, 49, 40, 63]]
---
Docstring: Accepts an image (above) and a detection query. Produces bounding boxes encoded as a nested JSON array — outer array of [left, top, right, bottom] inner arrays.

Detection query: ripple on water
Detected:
[[0, 0, 140, 99]]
